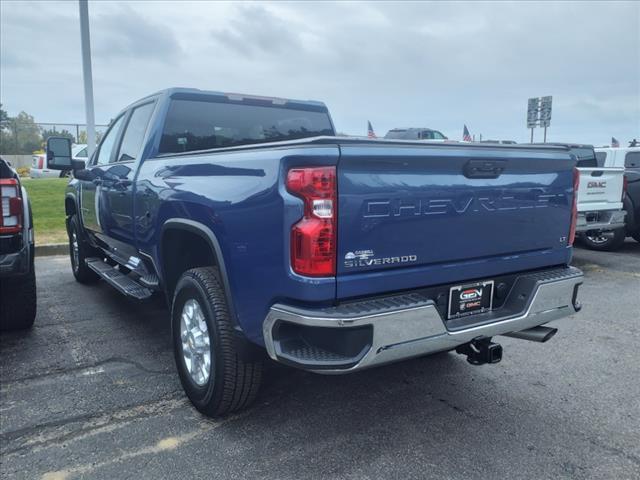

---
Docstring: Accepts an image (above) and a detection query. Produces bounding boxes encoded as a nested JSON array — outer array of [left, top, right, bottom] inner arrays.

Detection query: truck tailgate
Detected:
[[336, 144, 575, 299], [577, 167, 624, 212]]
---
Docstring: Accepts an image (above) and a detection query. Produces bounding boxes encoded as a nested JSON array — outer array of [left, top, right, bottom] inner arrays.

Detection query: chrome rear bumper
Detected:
[[576, 209, 626, 232], [263, 267, 583, 374]]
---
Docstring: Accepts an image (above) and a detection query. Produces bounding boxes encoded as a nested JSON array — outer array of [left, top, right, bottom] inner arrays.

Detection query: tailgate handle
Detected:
[[463, 159, 507, 179]]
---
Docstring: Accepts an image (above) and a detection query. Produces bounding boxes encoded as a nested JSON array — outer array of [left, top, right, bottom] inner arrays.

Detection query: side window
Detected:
[[115, 102, 155, 162], [595, 152, 607, 167], [626, 152, 640, 168], [95, 115, 125, 165]]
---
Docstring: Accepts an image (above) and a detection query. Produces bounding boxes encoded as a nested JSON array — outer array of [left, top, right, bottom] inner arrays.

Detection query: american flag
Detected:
[[463, 125, 472, 142], [367, 121, 377, 139], [611, 137, 620, 148]]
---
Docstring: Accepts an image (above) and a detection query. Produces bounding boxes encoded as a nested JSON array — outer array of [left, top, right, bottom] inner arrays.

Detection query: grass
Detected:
[[21, 178, 69, 245]]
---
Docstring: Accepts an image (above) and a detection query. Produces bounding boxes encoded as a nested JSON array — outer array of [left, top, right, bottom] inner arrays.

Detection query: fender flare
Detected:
[[623, 195, 637, 233], [160, 219, 240, 331], [64, 192, 78, 216]]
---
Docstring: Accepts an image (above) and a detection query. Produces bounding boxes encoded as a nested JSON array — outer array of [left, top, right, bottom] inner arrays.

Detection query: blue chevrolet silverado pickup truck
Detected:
[[45, 88, 583, 417]]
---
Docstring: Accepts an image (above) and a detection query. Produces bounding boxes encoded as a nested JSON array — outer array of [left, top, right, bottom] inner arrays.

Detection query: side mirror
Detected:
[[46, 137, 72, 170], [73, 168, 96, 182], [71, 158, 86, 171]]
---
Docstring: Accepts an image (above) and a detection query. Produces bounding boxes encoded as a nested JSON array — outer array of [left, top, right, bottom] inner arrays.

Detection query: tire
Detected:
[[68, 214, 99, 284], [172, 267, 262, 417], [580, 228, 626, 251], [632, 231, 640, 244], [0, 268, 37, 331]]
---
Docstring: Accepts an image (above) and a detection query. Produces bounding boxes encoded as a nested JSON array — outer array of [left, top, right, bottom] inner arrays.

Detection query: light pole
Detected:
[[78, 0, 96, 157]]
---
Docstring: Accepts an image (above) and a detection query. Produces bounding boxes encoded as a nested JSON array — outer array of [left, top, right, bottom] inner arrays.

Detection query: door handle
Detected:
[[463, 159, 507, 179], [92, 178, 102, 186], [114, 179, 132, 190]]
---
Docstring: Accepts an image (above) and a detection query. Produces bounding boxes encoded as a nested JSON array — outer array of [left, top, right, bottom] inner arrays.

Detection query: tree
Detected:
[[0, 111, 42, 154], [41, 128, 75, 144], [0, 104, 9, 131], [77, 129, 103, 145]]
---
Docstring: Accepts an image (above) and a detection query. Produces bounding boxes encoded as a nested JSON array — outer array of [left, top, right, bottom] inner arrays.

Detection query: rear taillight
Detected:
[[568, 167, 579, 246], [286, 166, 337, 277], [623, 175, 628, 201], [0, 178, 23, 235], [38, 155, 44, 169]]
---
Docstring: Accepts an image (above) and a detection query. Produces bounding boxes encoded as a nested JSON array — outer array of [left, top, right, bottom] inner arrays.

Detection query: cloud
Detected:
[[0, 0, 638, 144], [211, 4, 304, 58], [91, 6, 182, 61]]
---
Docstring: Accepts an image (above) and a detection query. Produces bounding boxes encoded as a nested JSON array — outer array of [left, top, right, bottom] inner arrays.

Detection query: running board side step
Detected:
[[86, 257, 153, 300]]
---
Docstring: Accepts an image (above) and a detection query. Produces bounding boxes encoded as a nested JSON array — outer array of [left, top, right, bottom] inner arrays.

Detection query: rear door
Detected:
[[336, 143, 575, 298], [99, 101, 155, 250]]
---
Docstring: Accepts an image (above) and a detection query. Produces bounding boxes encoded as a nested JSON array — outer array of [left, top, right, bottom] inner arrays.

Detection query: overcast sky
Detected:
[[1, 1, 638, 144]]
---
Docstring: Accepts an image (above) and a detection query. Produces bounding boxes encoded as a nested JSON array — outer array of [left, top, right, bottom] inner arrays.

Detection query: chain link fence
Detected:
[[0, 120, 110, 155]]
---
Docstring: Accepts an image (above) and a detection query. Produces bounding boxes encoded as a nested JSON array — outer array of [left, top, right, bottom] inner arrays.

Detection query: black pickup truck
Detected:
[[0, 157, 36, 330]]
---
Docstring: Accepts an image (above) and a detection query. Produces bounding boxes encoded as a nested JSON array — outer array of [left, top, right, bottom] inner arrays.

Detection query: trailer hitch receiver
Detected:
[[456, 337, 503, 365]]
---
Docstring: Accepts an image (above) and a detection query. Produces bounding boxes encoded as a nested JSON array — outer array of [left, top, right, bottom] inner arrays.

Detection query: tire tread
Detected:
[[178, 267, 262, 416]]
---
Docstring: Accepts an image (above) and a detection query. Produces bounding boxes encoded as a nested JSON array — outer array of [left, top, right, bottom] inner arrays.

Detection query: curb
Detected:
[[35, 244, 68, 257]]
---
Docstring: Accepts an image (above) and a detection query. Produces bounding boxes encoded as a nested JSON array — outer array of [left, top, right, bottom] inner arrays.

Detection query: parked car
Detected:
[[480, 139, 517, 145], [384, 128, 448, 140], [45, 88, 583, 417], [595, 146, 640, 243], [532, 143, 626, 251], [31, 143, 88, 178], [0, 156, 36, 330]]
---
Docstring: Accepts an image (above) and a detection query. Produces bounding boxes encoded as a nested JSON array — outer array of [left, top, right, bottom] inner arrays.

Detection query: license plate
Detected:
[[448, 280, 494, 319]]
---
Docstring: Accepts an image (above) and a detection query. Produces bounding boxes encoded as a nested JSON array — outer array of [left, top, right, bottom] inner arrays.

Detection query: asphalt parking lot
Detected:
[[1, 242, 639, 480]]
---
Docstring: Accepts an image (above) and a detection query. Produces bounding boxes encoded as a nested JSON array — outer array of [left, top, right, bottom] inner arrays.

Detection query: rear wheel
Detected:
[[0, 268, 37, 331], [68, 214, 99, 284], [172, 267, 262, 417], [632, 231, 640, 244], [581, 228, 626, 251]]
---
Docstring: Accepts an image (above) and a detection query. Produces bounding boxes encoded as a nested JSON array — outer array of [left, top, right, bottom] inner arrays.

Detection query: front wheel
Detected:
[[68, 214, 99, 284], [172, 267, 262, 417], [580, 228, 626, 251]]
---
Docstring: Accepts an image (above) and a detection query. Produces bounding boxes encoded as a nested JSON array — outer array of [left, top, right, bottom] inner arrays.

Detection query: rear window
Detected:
[[159, 98, 334, 154], [384, 130, 408, 139], [595, 151, 607, 167], [569, 147, 597, 168], [626, 152, 640, 168]]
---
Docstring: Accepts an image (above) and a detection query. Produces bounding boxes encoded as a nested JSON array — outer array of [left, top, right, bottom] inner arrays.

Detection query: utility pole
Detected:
[[79, 0, 96, 158]]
